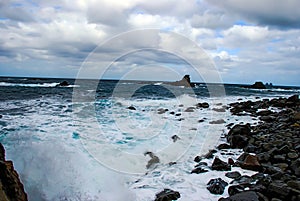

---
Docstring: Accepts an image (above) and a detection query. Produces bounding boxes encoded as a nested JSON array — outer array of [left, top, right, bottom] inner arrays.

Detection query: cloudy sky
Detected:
[[0, 0, 299, 85]]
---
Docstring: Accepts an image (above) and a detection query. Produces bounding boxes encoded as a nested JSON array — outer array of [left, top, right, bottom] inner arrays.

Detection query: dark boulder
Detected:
[[235, 153, 261, 171], [154, 189, 180, 201], [207, 178, 228, 195], [196, 102, 209, 108], [291, 158, 300, 176], [227, 124, 251, 149], [212, 157, 231, 171], [127, 106, 136, 110], [225, 171, 241, 179], [191, 167, 208, 174]]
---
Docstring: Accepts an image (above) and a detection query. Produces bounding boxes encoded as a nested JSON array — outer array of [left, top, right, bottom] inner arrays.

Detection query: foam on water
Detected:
[[0, 93, 285, 200], [0, 82, 79, 88]]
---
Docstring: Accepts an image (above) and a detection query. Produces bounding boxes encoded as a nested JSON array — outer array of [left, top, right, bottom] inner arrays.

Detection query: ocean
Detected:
[[0, 76, 299, 201]]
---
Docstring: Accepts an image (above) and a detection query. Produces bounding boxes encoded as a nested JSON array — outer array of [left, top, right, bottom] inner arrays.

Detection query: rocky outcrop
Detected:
[[56, 81, 69, 87], [248, 81, 266, 89], [170, 75, 194, 87], [0, 143, 27, 201]]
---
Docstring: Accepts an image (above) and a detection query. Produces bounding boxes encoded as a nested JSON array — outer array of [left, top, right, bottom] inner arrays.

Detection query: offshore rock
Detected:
[[56, 80, 69, 87], [250, 82, 266, 89], [170, 75, 193, 87], [0, 143, 28, 201]]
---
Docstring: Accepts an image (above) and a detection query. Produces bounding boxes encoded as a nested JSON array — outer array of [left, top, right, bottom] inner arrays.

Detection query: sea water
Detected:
[[0, 77, 299, 201]]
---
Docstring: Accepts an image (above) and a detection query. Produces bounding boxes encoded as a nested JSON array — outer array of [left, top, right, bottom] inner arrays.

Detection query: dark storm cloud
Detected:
[[207, 0, 300, 29], [0, 0, 35, 22]]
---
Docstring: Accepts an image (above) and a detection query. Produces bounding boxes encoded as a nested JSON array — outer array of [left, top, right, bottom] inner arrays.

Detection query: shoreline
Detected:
[[187, 94, 300, 201]]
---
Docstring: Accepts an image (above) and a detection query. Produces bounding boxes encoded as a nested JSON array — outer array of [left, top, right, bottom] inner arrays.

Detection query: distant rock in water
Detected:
[[0, 143, 28, 201], [249, 81, 266, 89], [170, 75, 194, 87], [56, 81, 69, 87]]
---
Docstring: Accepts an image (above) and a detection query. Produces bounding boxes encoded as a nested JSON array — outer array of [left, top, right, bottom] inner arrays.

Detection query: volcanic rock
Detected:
[[0, 143, 27, 201], [154, 188, 180, 201], [207, 178, 228, 195]]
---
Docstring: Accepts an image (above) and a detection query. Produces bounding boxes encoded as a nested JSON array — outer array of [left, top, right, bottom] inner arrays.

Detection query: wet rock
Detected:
[[204, 149, 217, 159], [291, 158, 300, 176], [225, 171, 241, 179], [230, 175, 254, 185], [235, 153, 261, 171], [207, 178, 228, 195], [196, 102, 209, 109], [171, 135, 180, 142], [194, 156, 201, 163], [212, 157, 231, 171], [209, 119, 226, 124], [227, 124, 251, 149], [198, 119, 205, 123], [267, 181, 290, 200], [144, 152, 160, 169], [220, 191, 260, 201], [184, 107, 195, 112], [154, 188, 181, 201], [217, 143, 231, 150], [288, 152, 299, 159], [294, 112, 300, 120], [127, 106, 136, 110], [0, 143, 28, 201], [191, 167, 208, 174], [229, 135, 248, 149], [213, 108, 226, 112], [287, 180, 300, 191], [157, 108, 168, 114]]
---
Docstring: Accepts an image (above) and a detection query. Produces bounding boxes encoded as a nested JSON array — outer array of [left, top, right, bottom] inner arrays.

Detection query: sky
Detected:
[[0, 0, 300, 86]]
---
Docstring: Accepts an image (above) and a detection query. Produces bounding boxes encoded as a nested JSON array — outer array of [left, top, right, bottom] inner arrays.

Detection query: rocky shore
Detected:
[[0, 143, 27, 201], [202, 95, 300, 201], [155, 94, 300, 201]]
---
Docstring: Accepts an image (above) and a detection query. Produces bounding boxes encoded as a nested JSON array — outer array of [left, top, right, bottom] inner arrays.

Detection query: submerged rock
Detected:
[[154, 188, 180, 201], [0, 143, 28, 201]]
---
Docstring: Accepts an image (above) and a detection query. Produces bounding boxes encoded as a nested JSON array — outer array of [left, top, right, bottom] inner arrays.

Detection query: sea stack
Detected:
[[171, 75, 193, 87]]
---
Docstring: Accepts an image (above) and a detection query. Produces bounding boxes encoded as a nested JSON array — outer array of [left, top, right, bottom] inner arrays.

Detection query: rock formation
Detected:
[[249, 81, 266, 89], [170, 75, 194, 87], [0, 143, 27, 201]]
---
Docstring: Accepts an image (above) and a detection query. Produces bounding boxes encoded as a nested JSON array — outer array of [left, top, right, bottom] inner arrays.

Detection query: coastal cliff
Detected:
[[0, 143, 27, 201]]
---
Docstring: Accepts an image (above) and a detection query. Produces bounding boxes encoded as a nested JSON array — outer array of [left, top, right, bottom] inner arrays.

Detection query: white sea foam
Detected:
[[0, 82, 79, 88], [0, 95, 269, 200]]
